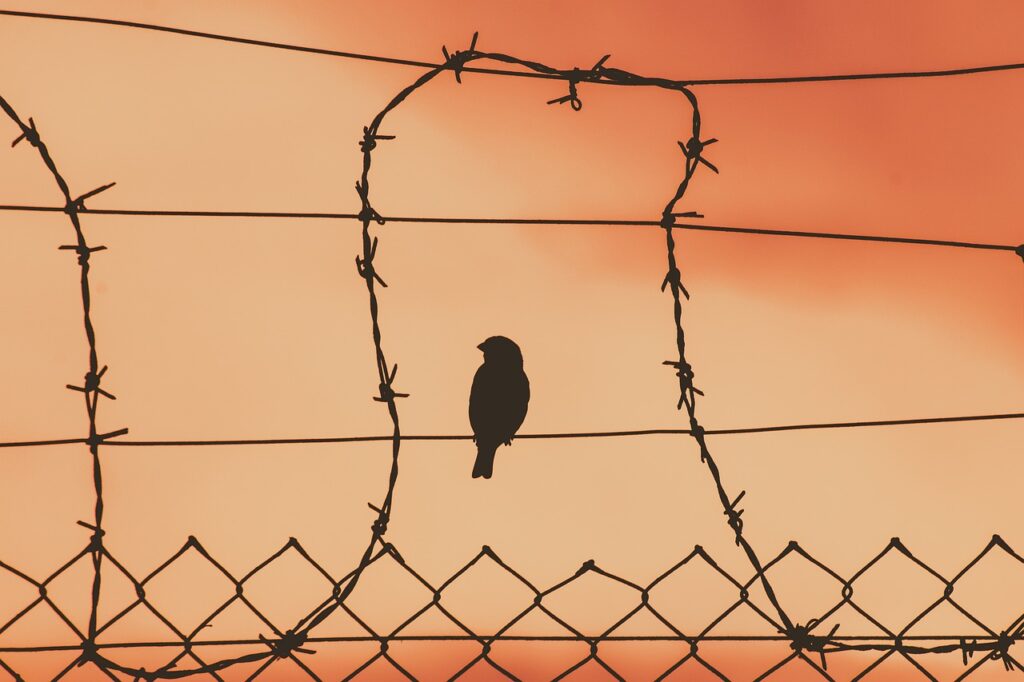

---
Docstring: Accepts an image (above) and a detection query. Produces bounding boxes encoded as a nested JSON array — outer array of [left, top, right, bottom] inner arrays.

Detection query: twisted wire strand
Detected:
[[0, 94, 128, 680]]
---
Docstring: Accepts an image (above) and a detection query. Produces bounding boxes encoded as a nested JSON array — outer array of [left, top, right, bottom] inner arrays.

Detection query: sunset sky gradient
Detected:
[[1, 2, 1023, 680]]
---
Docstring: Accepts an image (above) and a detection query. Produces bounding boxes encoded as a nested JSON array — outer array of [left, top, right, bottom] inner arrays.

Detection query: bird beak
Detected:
[[476, 342, 485, 351]]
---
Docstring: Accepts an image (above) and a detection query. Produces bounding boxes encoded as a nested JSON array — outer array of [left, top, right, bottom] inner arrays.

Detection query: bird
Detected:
[[469, 336, 530, 479]]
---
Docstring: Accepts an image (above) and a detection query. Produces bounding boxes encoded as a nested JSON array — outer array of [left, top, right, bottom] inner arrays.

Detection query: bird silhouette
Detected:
[[469, 336, 530, 479]]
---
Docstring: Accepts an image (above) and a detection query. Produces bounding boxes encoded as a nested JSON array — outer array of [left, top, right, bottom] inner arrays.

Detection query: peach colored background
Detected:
[[1, 1, 1023, 680]]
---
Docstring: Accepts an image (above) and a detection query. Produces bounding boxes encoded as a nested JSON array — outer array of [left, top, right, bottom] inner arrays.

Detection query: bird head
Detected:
[[477, 336, 523, 366]]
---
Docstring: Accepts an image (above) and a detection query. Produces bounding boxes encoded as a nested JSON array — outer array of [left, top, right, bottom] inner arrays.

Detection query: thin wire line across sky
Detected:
[[0, 204, 1019, 254], [2, 9, 1024, 86], [2, 411, 1021, 449]]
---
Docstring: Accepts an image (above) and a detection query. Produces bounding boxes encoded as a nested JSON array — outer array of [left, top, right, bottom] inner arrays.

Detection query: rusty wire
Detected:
[[1, 24, 1023, 682]]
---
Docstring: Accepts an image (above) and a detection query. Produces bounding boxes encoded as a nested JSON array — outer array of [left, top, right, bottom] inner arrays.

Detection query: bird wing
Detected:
[[469, 365, 530, 443], [469, 365, 490, 439], [504, 371, 530, 440]]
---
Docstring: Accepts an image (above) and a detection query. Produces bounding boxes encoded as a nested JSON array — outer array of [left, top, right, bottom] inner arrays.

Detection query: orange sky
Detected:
[[1, 2, 1023, 680]]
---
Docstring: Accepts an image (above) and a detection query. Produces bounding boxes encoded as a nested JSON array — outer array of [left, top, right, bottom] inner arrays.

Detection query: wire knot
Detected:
[[356, 259, 387, 292], [376, 381, 397, 402], [547, 68, 583, 111], [373, 363, 409, 403], [67, 366, 120, 402], [678, 137, 719, 174], [660, 210, 705, 235], [67, 365, 117, 401], [64, 182, 117, 214], [354, 181, 385, 225], [368, 503, 389, 536], [84, 368, 103, 393], [588, 54, 611, 80], [359, 126, 395, 153], [690, 418, 711, 463], [661, 265, 691, 300], [77, 520, 106, 552], [58, 243, 108, 266], [784, 621, 839, 670], [355, 236, 388, 287], [261, 630, 314, 659], [662, 360, 704, 406], [992, 629, 1021, 671], [724, 490, 746, 543], [441, 32, 479, 84], [960, 637, 978, 665], [689, 418, 705, 440], [86, 428, 129, 449], [357, 206, 384, 225], [11, 117, 40, 148]]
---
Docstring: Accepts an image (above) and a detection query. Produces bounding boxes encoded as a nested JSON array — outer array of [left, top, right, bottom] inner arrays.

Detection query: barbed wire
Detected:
[[0, 94, 127, 682], [3, 8, 1024, 86], [2, 204, 1020, 256], [2, 18, 1022, 682]]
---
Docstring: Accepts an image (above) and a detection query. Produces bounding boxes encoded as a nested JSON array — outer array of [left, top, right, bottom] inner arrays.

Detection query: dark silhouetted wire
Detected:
[[0, 437, 90, 449], [705, 410, 1024, 436], [3, 536, 1022, 680], [2, 411, 1018, 449], [3, 9, 1024, 86], [0, 94, 127, 680], [1, 204, 1019, 255]]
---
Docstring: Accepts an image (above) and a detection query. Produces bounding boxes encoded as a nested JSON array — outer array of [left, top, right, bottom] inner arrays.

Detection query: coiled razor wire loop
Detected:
[[299, 34, 812, 678], [3, 28, 1024, 682]]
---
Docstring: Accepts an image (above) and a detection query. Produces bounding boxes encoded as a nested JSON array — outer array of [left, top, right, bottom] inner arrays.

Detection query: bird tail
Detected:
[[472, 441, 499, 479]]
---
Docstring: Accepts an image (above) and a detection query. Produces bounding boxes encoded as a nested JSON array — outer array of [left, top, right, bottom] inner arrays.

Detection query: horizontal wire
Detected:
[[2, 9, 1024, 86], [0, 204, 1017, 253], [0, 633, 1001, 653], [0, 437, 88, 449], [3, 412, 1019, 449]]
